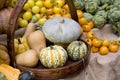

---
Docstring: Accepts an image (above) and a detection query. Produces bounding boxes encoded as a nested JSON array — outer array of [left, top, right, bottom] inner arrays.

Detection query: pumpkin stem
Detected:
[[78, 41, 82, 45], [18, 38, 22, 44], [60, 18, 65, 23], [50, 46, 54, 49]]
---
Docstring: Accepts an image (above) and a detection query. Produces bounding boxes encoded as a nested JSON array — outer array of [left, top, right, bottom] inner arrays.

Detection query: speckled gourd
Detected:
[[67, 40, 88, 61], [39, 45, 68, 68]]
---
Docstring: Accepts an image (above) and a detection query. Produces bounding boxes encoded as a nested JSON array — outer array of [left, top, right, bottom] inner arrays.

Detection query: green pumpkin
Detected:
[[0, 72, 7, 80], [67, 40, 88, 61], [39, 45, 68, 68]]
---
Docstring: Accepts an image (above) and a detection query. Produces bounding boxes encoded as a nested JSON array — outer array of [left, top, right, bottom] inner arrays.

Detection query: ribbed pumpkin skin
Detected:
[[39, 45, 68, 68], [42, 17, 81, 44], [67, 40, 87, 61]]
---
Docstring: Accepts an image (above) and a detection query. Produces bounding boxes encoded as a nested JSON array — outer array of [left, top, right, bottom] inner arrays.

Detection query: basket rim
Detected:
[[15, 41, 90, 79]]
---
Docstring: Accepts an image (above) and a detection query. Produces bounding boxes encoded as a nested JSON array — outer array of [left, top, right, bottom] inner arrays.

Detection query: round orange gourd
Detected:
[[99, 46, 109, 55], [109, 43, 119, 53]]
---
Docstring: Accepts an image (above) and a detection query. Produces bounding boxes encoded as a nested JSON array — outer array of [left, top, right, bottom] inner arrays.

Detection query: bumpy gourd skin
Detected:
[[14, 37, 30, 55]]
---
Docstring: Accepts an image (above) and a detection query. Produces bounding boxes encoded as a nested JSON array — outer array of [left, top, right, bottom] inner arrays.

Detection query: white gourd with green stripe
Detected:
[[39, 45, 68, 68], [67, 40, 87, 61]]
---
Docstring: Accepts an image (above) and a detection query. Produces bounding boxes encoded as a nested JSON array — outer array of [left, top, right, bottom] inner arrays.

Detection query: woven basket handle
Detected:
[[7, 0, 78, 67], [7, 0, 27, 67]]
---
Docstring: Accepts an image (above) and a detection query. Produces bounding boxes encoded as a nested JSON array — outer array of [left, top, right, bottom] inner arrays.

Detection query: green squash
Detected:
[[39, 45, 68, 68], [67, 40, 88, 61], [0, 72, 7, 80]]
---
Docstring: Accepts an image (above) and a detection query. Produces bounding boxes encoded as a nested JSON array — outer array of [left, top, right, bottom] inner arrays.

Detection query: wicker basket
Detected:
[[7, 0, 90, 79], [0, 0, 11, 9]]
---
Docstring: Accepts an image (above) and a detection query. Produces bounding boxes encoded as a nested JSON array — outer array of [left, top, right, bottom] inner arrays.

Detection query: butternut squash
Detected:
[[15, 49, 39, 67], [28, 30, 46, 56], [23, 23, 36, 38]]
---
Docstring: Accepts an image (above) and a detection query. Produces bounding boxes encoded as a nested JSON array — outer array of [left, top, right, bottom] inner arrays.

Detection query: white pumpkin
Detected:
[[42, 17, 81, 44], [39, 45, 68, 68]]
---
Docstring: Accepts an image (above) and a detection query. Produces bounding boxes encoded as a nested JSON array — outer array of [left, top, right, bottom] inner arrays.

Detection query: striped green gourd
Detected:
[[67, 40, 87, 61], [39, 45, 68, 68]]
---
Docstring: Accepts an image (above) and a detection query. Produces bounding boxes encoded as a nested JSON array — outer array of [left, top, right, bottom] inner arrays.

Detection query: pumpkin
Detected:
[[14, 37, 30, 55], [0, 72, 7, 80], [39, 45, 68, 68], [67, 40, 88, 61], [0, 64, 20, 80], [42, 17, 81, 46]]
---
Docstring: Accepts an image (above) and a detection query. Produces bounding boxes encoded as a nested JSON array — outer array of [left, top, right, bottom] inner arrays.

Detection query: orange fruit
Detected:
[[60, 9, 67, 15], [79, 17, 88, 25], [47, 8, 54, 15], [91, 46, 99, 53], [63, 13, 71, 18], [84, 38, 92, 46], [87, 21, 94, 29], [77, 10, 83, 18], [63, 4, 69, 11], [86, 31, 95, 39], [102, 39, 110, 47], [108, 43, 119, 53], [99, 46, 109, 55], [54, 13, 62, 17], [92, 38, 102, 47], [82, 24, 91, 32]]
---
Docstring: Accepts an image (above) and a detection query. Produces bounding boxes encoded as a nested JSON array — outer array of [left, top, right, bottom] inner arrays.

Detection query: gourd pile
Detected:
[[7, 0, 120, 68], [14, 17, 89, 68]]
